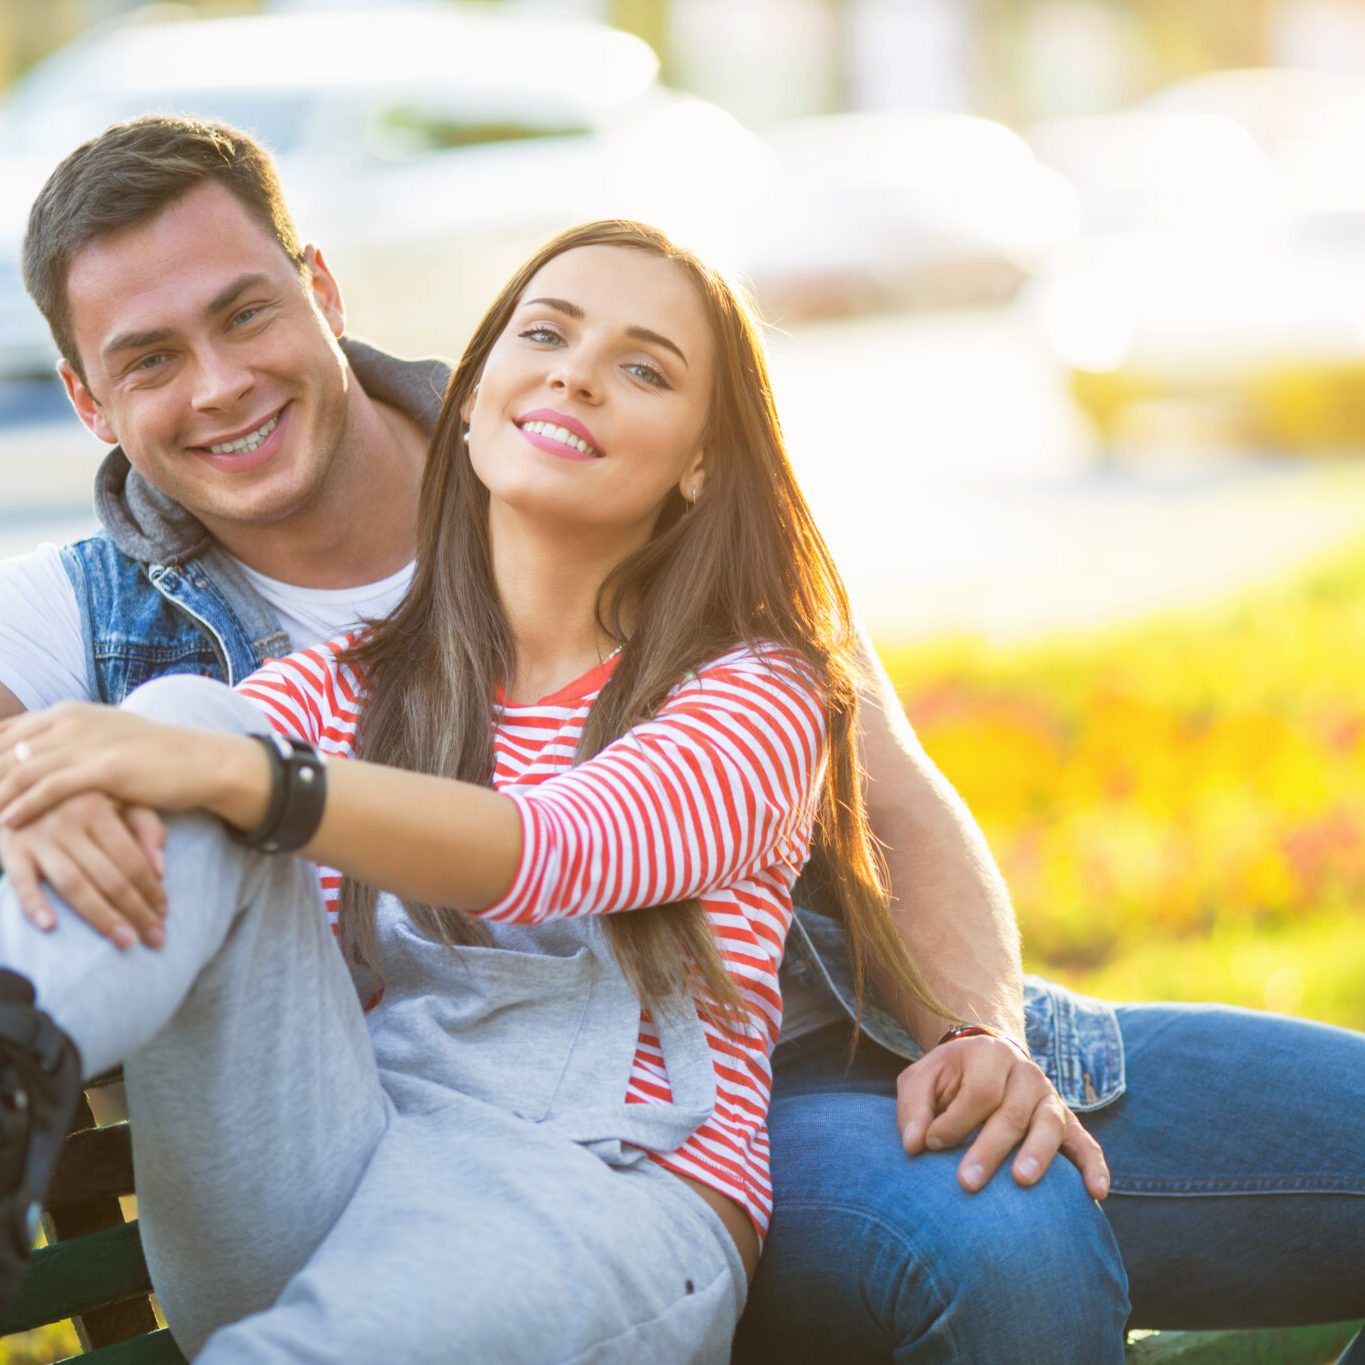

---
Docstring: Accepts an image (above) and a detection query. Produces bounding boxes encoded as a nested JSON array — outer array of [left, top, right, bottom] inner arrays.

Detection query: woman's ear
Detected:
[[460, 380, 481, 427], [679, 451, 707, 505]]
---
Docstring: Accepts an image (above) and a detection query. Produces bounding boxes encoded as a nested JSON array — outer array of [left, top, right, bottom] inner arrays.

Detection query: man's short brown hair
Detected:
[[22, 114, 307, 378]]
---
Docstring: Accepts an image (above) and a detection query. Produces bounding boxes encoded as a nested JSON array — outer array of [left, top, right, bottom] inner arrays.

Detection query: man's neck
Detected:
[[208, 392, 426, 589]]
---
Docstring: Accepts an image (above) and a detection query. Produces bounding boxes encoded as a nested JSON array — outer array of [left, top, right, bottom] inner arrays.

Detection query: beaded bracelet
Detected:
[[936, 1023, 1031, 1061], [240, 733, 327, 854]]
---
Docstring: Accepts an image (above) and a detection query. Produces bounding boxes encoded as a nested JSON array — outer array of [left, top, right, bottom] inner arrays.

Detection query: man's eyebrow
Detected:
[[103, 273, 273, 359], [206, 272, 271, 318], [102, 326, 172, 359], [520, 296, 689, 368]]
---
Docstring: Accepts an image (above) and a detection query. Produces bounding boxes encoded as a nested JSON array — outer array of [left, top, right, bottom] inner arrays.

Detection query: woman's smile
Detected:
[[516, 408, 603, 460]]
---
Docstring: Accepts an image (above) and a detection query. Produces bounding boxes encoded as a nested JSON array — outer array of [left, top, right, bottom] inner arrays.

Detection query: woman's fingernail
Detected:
[[145, 926, 166, 950], [112, 925, 136, 951], [925, 1135, 944, 1152], [1018, 1156, 1041, 1180], [901, 1120, 918, 1149], [963, 1163, 985, 1190], [35, 909, 54, 932]]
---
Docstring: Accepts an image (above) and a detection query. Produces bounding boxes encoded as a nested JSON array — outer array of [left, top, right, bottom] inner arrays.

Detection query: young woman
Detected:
[[0, 221, 940, 1361]]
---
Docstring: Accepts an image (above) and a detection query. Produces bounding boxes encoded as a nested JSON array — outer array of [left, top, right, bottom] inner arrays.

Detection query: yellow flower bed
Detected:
[[878, 536, 1365, 1029]]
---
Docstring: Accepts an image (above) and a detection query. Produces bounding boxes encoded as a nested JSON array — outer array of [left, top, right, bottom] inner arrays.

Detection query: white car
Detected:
[[0, 4, 771, 378], [1024, 96, 1365, 452], [739, 110, 1078, 321]]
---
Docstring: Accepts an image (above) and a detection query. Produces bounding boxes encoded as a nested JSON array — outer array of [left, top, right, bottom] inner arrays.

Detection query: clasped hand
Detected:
[[0, 702, 236, 949], [897, 1032, 1111, 1200]]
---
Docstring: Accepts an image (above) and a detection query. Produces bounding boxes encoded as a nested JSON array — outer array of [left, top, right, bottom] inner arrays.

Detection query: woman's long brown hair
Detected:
[[340, 220, 946, 1029]]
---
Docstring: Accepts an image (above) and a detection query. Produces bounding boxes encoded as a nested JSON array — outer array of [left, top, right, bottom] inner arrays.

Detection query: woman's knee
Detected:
[[121, 674, 259, 734]]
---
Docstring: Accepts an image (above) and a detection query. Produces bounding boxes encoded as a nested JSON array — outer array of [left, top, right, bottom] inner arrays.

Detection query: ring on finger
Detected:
[[12, 740, 32, 764]]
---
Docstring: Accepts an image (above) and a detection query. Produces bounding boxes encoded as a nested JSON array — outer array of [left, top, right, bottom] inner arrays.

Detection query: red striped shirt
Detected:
[[238, 638, 826, 1237]]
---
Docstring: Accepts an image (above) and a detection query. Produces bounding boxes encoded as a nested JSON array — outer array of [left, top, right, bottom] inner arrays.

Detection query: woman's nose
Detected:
[[548, 352, 600, 401]]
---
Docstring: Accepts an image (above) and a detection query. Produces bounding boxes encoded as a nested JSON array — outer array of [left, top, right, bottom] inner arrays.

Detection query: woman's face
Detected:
[[464, 244, 714, 547]]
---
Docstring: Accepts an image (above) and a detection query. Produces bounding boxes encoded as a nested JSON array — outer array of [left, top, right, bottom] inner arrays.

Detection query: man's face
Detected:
[[59, 181, 351, 538]]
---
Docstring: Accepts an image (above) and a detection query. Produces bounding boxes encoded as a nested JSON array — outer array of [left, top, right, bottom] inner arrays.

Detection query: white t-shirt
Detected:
[[0, 542, 413, 711]]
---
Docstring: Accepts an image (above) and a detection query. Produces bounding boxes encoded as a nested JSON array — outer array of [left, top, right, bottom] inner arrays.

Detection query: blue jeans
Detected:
[[738, 1001, 1365, 1363]]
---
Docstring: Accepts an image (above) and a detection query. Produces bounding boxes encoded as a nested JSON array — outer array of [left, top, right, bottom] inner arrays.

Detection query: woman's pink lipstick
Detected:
[[515, 408, 602, 460]]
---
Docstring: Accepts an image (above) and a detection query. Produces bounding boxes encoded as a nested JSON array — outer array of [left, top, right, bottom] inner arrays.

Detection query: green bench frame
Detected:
[[0, 1077, 1358, 1364]]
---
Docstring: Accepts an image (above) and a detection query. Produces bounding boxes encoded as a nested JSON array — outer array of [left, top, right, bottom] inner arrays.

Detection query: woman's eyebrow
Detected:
[[521, 296, 689, 368]]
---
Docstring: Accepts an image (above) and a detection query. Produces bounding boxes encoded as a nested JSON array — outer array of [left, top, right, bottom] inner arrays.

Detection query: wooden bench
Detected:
[[0, 1073, 184, 1365], [0, 1077, 1359, 1364]]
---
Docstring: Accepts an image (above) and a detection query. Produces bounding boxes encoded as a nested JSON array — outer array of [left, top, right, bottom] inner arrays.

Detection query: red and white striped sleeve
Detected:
[[234, 633, 367, 755], [485, 646, 827, 925]]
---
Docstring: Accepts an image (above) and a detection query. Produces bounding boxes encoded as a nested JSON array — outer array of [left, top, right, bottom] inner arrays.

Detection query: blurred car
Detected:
[[738, 111, 1079, 322], [1024, 91, 1365, 453], [1028, 229, 1365, 452], [0, 4, 772, 379], [1026, 109, 1280, 237]]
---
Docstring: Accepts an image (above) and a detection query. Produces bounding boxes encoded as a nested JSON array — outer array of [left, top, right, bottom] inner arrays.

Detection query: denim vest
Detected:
[[60, 535, 291, 702], [64, 338, 448, 706], [782, 894, 1126, 1112]]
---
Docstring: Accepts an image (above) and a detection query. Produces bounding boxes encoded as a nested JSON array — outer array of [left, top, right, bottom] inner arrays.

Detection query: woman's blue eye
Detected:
[[520, 326, 562, 345], [626, 362, 669, 389]]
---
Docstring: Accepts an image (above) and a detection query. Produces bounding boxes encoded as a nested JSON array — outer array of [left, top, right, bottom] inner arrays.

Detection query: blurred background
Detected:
[[1, 0, 1364, 1056]]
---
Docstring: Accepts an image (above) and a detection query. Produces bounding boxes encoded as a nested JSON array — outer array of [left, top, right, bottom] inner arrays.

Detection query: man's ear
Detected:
[[304, 244, 345, 338], [58, 359, 117, 445]]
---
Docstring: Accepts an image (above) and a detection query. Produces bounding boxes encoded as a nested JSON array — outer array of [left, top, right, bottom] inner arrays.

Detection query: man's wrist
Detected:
[[936, 1023, 1031, 1061]]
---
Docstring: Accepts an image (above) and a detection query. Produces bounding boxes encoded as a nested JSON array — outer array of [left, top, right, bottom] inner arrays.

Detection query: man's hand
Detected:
[[0, 791, 166, 950], [898, 1032, 1110, 1199]]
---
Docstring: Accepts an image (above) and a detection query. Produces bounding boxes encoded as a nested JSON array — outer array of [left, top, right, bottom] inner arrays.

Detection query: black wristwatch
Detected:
[[240, 733, 328, 854]]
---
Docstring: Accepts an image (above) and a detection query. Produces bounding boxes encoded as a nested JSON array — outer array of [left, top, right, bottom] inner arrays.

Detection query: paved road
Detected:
[[5, 308, 1365, 642]]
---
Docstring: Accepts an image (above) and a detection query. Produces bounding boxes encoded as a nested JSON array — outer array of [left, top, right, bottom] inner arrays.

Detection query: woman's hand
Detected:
[[897, 1033, 1111, 1199], [0, 792, 167, 950], [0, 702, 263, 831]]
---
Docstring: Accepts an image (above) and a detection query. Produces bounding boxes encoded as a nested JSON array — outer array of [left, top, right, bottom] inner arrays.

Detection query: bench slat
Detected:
[[48, 1123, 135, 1208], [1, 1222, 152, 1335], [1126, 1320, 1363, 1363], [63, 1327, 187, 1365]]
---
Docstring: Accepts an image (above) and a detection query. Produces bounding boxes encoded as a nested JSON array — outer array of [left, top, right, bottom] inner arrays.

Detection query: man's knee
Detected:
[[748, 1134, 1129, 1363]]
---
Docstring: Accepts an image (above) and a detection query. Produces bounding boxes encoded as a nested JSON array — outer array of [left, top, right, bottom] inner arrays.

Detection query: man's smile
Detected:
[[203, 409, 282, 455]]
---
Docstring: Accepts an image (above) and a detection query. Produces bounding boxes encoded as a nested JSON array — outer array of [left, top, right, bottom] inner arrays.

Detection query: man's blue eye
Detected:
[[136, 354, 164, 371], [233, 307, 259, 326]]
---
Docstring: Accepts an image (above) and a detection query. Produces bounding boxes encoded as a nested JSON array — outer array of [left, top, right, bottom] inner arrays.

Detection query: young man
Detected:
[[0, 117, 1361, 1360]]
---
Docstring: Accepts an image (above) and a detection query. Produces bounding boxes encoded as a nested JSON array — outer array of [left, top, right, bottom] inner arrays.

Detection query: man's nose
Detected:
[[190, 346, 253, 411]]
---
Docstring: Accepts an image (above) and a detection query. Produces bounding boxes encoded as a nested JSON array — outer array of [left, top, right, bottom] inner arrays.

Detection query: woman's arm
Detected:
[[0, 650, 825, 926], [0, 705, 523, 911]]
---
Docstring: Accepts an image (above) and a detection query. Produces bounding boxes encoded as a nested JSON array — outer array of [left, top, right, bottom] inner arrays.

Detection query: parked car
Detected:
[[1024, 90, 1365, 453], [738, 110, 1078, 321], [0, 4, 771, 379]]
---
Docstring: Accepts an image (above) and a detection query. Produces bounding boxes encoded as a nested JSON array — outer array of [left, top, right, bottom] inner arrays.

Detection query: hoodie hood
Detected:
[[92, 337, 451, 564]]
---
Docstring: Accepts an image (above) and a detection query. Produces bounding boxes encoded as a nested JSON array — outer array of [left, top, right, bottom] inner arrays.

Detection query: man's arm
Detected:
[[856, 631, 1110, 1199], [856, 632, 1025, 1045]]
